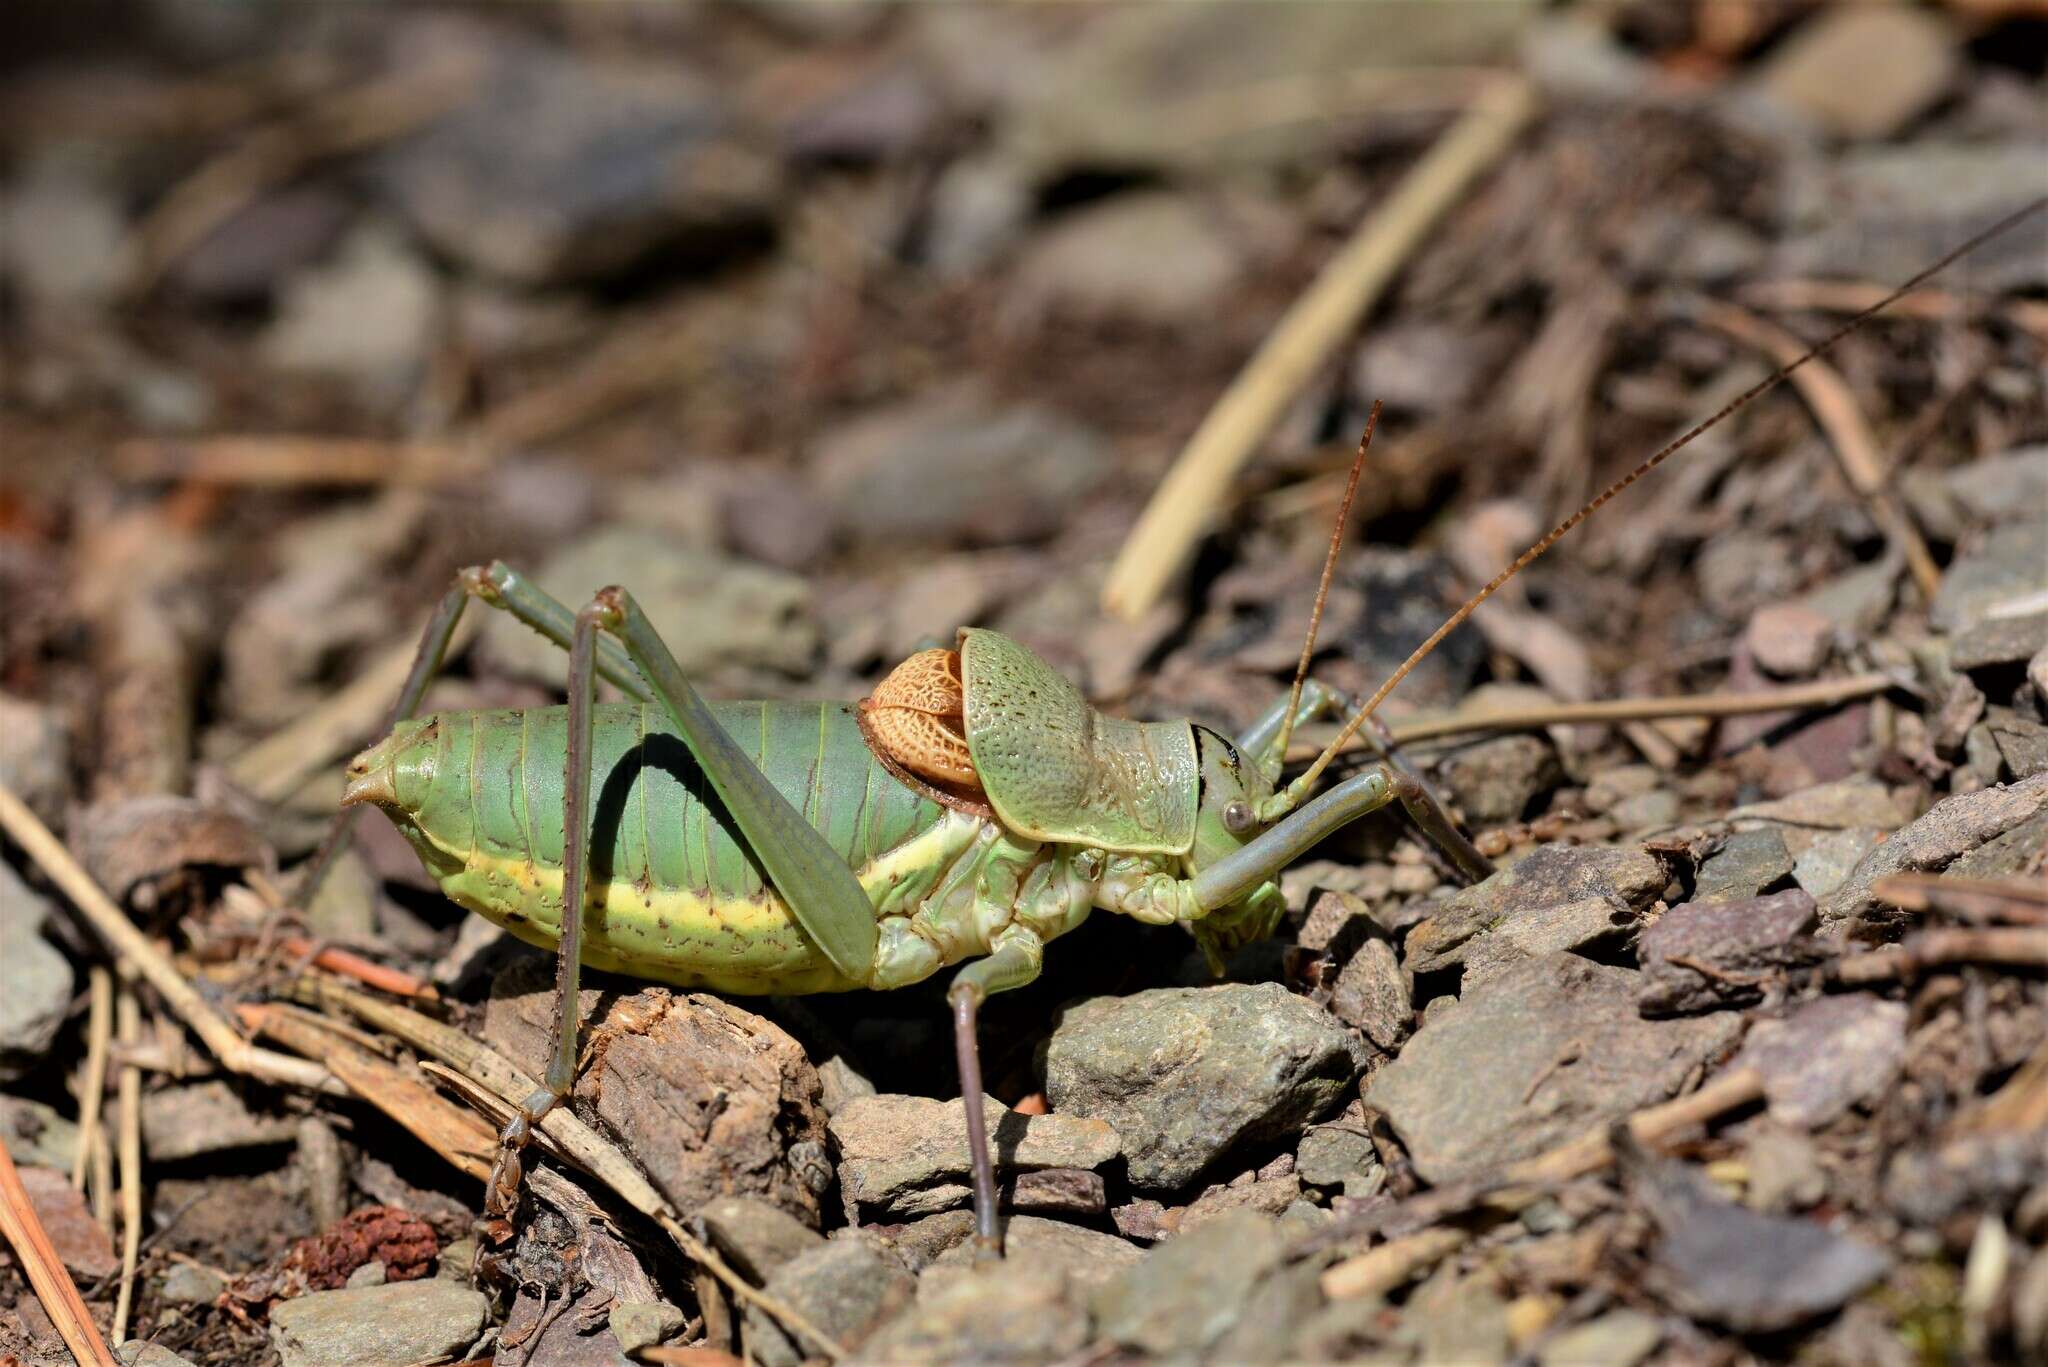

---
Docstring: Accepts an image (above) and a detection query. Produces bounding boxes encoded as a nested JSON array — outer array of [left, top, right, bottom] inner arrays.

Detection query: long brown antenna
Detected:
[[1273, 401, 1380, 765], [1285, 193, 2047, 802]]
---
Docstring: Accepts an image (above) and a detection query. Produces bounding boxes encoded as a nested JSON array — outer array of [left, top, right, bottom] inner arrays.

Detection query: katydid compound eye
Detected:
[[1223, 801, 1255, 835]]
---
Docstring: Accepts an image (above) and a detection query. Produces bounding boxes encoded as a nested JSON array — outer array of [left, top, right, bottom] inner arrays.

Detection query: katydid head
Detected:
[[1185, 725, 1288, 969]]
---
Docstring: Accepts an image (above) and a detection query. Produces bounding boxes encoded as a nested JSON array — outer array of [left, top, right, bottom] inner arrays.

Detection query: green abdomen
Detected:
[[381, 701, 948, 993]]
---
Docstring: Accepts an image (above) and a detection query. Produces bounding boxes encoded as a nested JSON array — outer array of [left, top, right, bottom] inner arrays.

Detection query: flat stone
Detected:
[[1044, 983, 1365, 1190], [1091, 1209, 1288, 1357], [486, 527, 817, 682], [1778, 142, 2048, 293], [1632, 1152, 1889, 1332], [1006, 1167, 1106, 1216], [1329, 936, 1409, 1049], [1638, 889, 1823, 1016], [828, 1092, 1118, 1222], [1413, 1267, 1512, 1366], [1792, 828, 1885, 900], [16, 1165, 116, 1280], [118, 1345, 200, 1367], [1753, 5, 1959, 141], [260, 221, 437, 400], [1296, 1124, 1381, 1196], [1695, 828, 1796, 902], [0, 862, 71, 1083], [169, 185, 354, 302], [1952, 612, 2048, 672], [1610, 790, 1681, 833], [486, 962, 827, 1225], [1437, 734, 1564, 825], [141, 1081, 298, 1161], [71, 796, 268, 905], [859, 1264, 1086, 1364], [1463, 894, 1641, 986], [1730, 777, 1914, 833], [0, 165, 125, 304], [373, 24, 776, 284], [1913, 445, 2048, 536], [930, 1214, 1140, 1291], [1992, 715, 2048, 781], [1931, 518, 2048, 634], [608, 1301, 685, 1356], [1537, 1309, 1662, 1367], [1736, 995, 1907, 1130], [0, 1095, 77, 1170], [1404, 843, 1666, 975], [697, 1196, 824, 1283], [1823, 773, 2048, 927], [1746, 602, 1833, 678], [1008, 191, 1243, 328], [160, 1263, 229, 1305], [268, 1279, 488, 1367], [1583, 764, 1662, 817], [745, 1237, 914, 1367], [1745, 1126, 1827, 1214], [1364, 954, 1743, 1185], [814, 386, 1113, 548]]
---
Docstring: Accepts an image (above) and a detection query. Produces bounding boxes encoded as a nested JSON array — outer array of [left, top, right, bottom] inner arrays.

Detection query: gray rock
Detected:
[[1537, 1309, 1662, 1367], [1329, 936, 1409, 1049], [1004, 1166, 1106, 1216], [1412, 1267, 1511, 1365], [1436, 734, 1563, 825], [1638, 889, 1823, 1016], [160, 1263, 228, 1306], [828, 1092, 1118, 1222], [1745, 1126, 1827, 1214], [859, 1264, 1085, 1364], [1696, 828, 1796, 902], [1005, 2, 1534, 175], [1778, 143, 2048, 292], [746, 1237, 914, 1367], [486, 527, 817, 683], [1632, 1151, 1889, 1332], [1885, 1131, 2046, 1228], [1296, 1124, 1381, 1197], [1008, 191, 1243, 328], [1583, 764, 1662, 817], [260, 221, 437, 401], [1736, 996, 1907, 1130], [698, 1195, 824, 1283], [268, 1279, 488, 1367], [1792, 827, 1885, 899], [609, 1301, 685, 1355], [1991, 714, 2048, 781], [373, 25, 776, 284], [1730, 777, 1914, 833], [1092, 1209, 1288, 1356], [1823, 773, 2048, 927], [0, 862, 72, 1083], [1610, 790, 1681, 833], [922, 154, 1034, 277], [1365, 954, 1742, 1185], [1911, 445, 2048, 537], [342, 1261, 384, 1289], [118, 1345, 201, 1367], [0, 165, 125, 305], [141, 1081, 298, 1161], [0, 693, 69, 828], [169, 185, 354, 302], [1951, 612, 2048, 673], [1931, 517, 2048, 633], [1745, 602, 1833, 678], [814, 1054, 877, 1115], [815, 386, 1113, 548], [1751, 5, 1958, 141], [71, 796, 268, 906], [1404, 843, 1666, 975], [930, 1213, 1140, 1290], [1044, 983, 1365, 1190], [1797, 558, 1902, 635], [1, 1094, 79, 1170]]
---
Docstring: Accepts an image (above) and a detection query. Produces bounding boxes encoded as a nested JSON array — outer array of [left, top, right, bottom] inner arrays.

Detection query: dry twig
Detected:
[[110, 979, 143, 1343], [72, 967, 113, 1193], [113, 436, 480, 488], [1875, 872, 2048, 926], [0, 1141, 118, 1366], [0, 782, 340, 1095], [1102, 75, 1537, 620], [1828, 928, 2048, 986]]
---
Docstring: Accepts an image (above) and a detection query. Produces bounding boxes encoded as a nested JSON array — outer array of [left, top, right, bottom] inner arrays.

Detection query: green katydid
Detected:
[[314, 199, 2040, 1261]]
